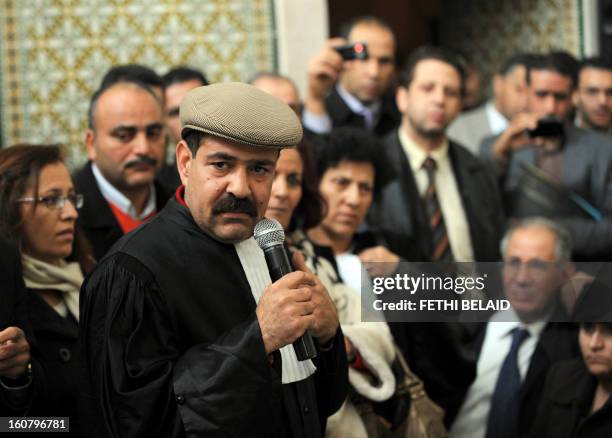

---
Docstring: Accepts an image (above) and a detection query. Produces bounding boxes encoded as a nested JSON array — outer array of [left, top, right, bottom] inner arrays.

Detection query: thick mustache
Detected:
[[212, 195, 257, 217], [124, 155, 158, 169]]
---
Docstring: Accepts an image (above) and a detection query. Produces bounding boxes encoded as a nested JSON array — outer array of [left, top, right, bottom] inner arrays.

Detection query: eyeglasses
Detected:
[[17, 194, 84, 210], [503, 258, 559, 275]]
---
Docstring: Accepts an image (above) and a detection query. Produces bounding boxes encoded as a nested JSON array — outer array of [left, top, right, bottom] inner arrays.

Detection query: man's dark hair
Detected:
[[578, 57, 612, 79], [87, 81, 160, 131], [100, 64, 164, 90], [162, 66, 209, 87], [526, 52, 578, 88], [313, 127, 392, 196], [498, 52, 537, 76], [337, 15, 395, 41], [183, 129, 205, 154], [399, 45, 466, 94]]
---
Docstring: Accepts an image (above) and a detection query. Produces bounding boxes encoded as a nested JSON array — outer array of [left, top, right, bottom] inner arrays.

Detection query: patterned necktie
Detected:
[[422, 157, 452, 262], [486, 327, 531, 438]]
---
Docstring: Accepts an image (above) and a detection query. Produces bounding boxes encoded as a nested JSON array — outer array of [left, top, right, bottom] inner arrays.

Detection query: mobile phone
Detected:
[[528, 118, 565, 138], [334, 42, 368, 60]]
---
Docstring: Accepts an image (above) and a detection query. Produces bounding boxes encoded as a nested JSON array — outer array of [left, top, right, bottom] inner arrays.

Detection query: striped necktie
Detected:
[[422, 157, 452, 262]]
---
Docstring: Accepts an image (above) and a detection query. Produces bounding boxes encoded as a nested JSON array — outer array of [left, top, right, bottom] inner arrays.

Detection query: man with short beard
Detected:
[[482, 52, 612, 260], [79, 83, 347, 438], [369, 46, 505, 426], [74, 80, 173, 260], [574, 57, 612, 134], [373, 46, 504, 264]]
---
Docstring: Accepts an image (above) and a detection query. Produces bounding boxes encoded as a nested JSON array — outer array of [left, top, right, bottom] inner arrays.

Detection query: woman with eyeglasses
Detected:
[[0, 144, 92, 435]]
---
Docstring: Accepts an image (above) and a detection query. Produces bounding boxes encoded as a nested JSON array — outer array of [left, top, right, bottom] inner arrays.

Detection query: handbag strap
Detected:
[[394, 346, 427, 400]]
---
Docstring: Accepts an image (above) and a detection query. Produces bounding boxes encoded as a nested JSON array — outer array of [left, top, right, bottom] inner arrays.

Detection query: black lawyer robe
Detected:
[[79, 196, 348, 438]]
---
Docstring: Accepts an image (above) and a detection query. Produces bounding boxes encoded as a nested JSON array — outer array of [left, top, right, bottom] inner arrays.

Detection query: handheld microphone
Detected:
[[254, 218, 317, 361]]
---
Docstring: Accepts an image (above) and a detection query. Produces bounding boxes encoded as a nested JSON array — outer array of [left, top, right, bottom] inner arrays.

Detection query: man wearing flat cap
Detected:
[[79, 83, 348, 438]]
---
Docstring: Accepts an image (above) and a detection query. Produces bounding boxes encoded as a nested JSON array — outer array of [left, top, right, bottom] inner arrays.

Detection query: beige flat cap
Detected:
[[180, 82, 302, 148]]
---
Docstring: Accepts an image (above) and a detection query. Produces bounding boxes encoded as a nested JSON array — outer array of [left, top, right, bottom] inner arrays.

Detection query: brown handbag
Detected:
[[392, 347, 448, 438], [352, 347, 448, 438]]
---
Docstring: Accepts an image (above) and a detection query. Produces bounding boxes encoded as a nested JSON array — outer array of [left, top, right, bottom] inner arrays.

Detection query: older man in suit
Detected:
[[481, 52, 612, 260], [451, 218, 580, 438], [447, 53, 532, 154]]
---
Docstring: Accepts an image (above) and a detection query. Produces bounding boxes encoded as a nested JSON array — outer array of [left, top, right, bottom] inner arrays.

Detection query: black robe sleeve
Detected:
[[312, 328, 349, 431], [81, 253, 321, 438], [80, 254, 184, 438]]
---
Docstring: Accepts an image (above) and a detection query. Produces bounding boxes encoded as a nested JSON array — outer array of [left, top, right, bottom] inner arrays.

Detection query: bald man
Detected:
[[74, 81, 173, 259]]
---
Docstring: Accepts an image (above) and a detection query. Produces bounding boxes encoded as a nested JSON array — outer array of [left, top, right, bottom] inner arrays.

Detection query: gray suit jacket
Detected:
[[480, 124, 612, 259], [447, 102, 493, 155]]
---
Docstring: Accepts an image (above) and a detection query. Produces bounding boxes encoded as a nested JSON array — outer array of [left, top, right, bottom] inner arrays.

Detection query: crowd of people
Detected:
[[2, 13, 612, 438]]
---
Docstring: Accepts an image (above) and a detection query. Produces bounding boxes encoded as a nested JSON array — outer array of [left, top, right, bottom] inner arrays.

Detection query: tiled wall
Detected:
[[438, 0, 583, 93], [0, 0, 276, 165]]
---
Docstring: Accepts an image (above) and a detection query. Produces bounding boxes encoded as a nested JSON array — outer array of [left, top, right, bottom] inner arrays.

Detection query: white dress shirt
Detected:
[[398, 128, 475, 262], [450, 309, 548, 438], [91, 163, 156, 220], [485, 101, 509, 137]]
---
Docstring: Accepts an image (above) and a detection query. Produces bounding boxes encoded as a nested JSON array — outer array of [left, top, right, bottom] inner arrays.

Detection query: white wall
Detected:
[[274, 0, 329, 98], [582, 0, 600, 56]]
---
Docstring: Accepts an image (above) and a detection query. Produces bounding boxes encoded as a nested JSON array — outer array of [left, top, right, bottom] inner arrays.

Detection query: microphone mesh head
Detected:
[[254, 218, 286, 250]]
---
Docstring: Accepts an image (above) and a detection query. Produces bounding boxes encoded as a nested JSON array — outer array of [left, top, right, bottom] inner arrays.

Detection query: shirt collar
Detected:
[[91, 162, 156, 220], [486, 100, 509, 135], [489, 307, 550, 340], [397, 126, 449, 172], [336, 83, 381, 117]]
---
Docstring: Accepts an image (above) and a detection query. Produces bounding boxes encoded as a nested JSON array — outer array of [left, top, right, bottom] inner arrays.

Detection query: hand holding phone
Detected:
[[527, 117, 565, 138]]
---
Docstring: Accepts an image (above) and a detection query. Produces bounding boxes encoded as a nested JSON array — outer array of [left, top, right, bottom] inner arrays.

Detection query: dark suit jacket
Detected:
[[480, 124, 612, 260], [324, 86, 401, 138], [303, 232, 471, 426], [531, 358, 612, 438], [73, 162, 173, 261], [371, 130, 505, 262], [365, 132, 505, 424]]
